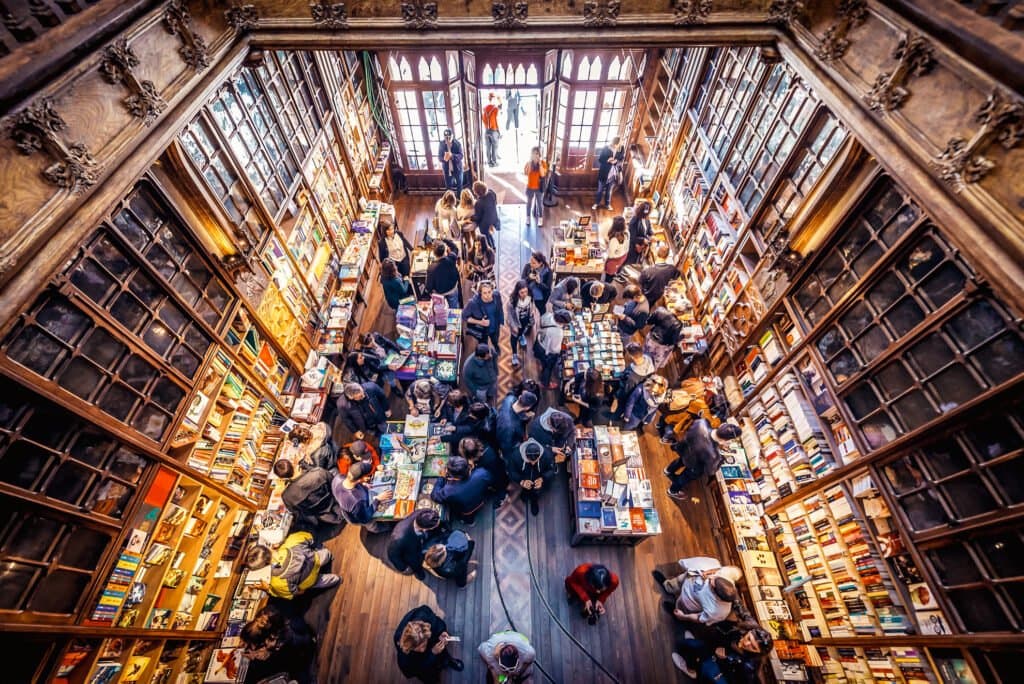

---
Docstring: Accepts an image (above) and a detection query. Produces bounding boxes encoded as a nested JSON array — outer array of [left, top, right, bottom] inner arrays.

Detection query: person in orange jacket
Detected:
[[564, 563, 619, 624]]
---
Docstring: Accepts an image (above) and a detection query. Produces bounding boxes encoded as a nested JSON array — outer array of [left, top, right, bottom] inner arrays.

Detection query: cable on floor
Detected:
[[489, 502, 557, 684], [524, 510, 622, 684]]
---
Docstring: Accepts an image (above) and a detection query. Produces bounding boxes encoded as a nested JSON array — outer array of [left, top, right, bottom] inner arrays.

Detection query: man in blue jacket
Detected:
[[496, 390, 538, 462], [438, 128, 464, 196], [431, 456, 494, 523]]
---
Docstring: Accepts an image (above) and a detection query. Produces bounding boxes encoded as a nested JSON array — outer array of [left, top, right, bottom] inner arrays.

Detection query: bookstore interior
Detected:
[[1, 3, 1023, 684]]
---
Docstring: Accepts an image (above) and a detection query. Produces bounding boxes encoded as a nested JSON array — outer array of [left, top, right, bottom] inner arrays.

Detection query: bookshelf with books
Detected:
[[49, 636, 219, 684]]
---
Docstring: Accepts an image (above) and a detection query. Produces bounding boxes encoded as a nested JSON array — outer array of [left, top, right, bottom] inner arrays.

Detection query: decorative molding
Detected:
[[401, 0, 438, 29], [163, 0, 210, 71], [583, 0, 620, 27], [767, 0, 804, 26], [310, 1, 348, 29], [765, 229, 803, 278], [99, 38, 167, 126], [863, 32, 935, 115], [673, 0, 712, 26], [225, 4, 259, 31], [934, 89, 1024, 190], [815, 0, 868, 62], [8, 98, 100, 194], [492, 0, 528, 28]]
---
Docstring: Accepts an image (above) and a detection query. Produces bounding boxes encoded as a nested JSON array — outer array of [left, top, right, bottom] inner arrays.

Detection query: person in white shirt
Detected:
[[433, 190, 460, 242], [652, 556, 743, 625], [602, 215, 630, 282], [478, 630, 535, 683]]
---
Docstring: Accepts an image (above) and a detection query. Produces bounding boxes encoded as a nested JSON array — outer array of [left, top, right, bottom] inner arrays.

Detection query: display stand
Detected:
[[372, 420, 450, 520], [551, 217, 605, 279], [394, 300, 462, 385], [569, 426, 662, 546], [562, 309, 625, 386]]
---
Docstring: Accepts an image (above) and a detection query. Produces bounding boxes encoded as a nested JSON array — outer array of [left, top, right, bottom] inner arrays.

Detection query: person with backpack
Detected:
[[645, 306, 685, 371], [276, 458, 344, 529], [611, 342, 655, 420], [430, 455, 494, 524], [423, 527, 477, 586], [623, 375, 670, 433], [243, 533, 340, 600], [387, 509, 445, 579], [665, 421, 743, 500]]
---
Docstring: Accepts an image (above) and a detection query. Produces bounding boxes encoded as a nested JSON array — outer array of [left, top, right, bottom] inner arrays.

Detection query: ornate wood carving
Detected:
[[7, 98, 100, 194], [99, 38, 167, 126], [492, 0, 528, 28], [764, 229, 803, 278], [310, 1, 348, 29], [401, 0, 439, 29], [583, 0, 620, 27], [226, 4, 259, 31], [815, 0, 867, 62], [163, 0, 210, 71], [863, 32, 935, 114], [934, 89, 1024, 190], [673, 0, 712, 26], [768, 0, 804, 26]]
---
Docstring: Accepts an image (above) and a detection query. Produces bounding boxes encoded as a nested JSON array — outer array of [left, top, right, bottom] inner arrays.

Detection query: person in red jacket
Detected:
[[565, 563, 619, 625]]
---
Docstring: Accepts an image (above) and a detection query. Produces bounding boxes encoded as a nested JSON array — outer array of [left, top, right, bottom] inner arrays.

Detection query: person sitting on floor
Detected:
[[244, 532, 340, 600], [423, 527, 477, 587], [394, 604, 464, 683], [430, 455, 494, 524], [565, 563, 620, 625], [652, 555, 745, 626], [387, 509, 445, 580], [331, 461, 393, 533]]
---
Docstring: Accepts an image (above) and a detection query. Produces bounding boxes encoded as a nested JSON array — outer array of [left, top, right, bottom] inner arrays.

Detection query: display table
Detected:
[[562, 309, 626, 384], [552, 217, 605, 278], [371, 419, 449, 520], [569, 426, 662, 546], [410, 246, 433, 300], [394, 300, 462, 385]]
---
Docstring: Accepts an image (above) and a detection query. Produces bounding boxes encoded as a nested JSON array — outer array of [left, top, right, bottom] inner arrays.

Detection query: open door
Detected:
[[539, 50, 558, 166], [461, 50, 481, 185]]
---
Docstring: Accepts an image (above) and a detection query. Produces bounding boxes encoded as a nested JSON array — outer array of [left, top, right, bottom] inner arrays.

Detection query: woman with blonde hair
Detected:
[[433, 190, 459, 242], [457, 188, 478, 253], [394, 604, 463, 681], [423, 528, 476, 587]]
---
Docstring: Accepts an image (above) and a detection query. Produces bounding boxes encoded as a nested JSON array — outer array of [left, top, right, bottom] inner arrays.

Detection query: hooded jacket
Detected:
[[528, 407, 577, 455], [463, 354, 498, 399], [505, 437, 556, 487]]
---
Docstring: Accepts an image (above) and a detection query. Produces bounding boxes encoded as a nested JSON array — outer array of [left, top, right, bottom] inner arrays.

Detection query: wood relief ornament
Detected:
[[310, 1, 348, 29], [492, 0, 528, 28], [767, 0, 804, 25], [934, 89, 1024, 190], [401, 0, 439, 29], [765, 229, 803, 278], [8, 98, 100, 194], [225, 3, 259, 31], [815, 0, 868, 62], [673, 0, 712, 26], [583, 0, 620, 27], [99, 38, 167, 126], [863, 31, 935, 114], [163, 0, 210, 71]]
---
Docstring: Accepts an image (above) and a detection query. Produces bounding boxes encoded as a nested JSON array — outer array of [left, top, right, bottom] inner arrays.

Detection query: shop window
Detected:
[[393, 89, 428, 170], [566, 90, 597, 169], [0, 500, 113, 617]]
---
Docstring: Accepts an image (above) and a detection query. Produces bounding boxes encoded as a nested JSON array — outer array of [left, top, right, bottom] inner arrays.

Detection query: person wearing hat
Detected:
[[438, 128, 464, 196], [387, 509, 445, 580], [665, 420, 743, 500], [462, 343, 499, 404], [331, 461, 394, 532], [496, 389, 538, 463], [506, 438, 555, 516], [622, 374, 670, 432], [335, 381, 390, 441], [565, 563, 620, 625], [478, 630, 535, 683], [335, 439, 381, 477], [430, 455, 494, 524]]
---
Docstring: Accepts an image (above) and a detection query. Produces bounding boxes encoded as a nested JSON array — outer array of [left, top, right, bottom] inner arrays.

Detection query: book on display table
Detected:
[[569, 426, 661, 546]]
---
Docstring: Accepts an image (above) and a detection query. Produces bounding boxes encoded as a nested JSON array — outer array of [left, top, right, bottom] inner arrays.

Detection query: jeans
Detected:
[[485, 129, 500, 165], [510, 325, 532, 355], [443, 288, 461, 310], [538, 350, 561, 386], [676, 638, 727, 682], [594, 178, 613, 207], [444, 171, 462, 198], [525, 188, 542, 220]]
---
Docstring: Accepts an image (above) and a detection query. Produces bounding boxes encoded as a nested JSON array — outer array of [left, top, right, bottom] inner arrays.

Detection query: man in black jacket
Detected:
[[438, 128, 463, 196], [616, 285, 650, 343], [471, 180, 500, 250], [639, 244, 681, 307], [506, 438, 556, 516], [665, 421, 742, 500], [335, 381, 390, 440], [431, 456, 494, 523], [425, 241, 462, 309], [386, 509, 444, 579], [592, 136, 624, 211], [276, 459, 344, 529]]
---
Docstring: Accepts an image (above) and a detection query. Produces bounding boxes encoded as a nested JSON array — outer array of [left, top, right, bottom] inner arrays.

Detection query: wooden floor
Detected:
[[305, 186, 737, 684]]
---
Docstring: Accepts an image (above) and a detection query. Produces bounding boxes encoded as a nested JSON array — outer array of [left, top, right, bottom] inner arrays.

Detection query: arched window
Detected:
[[609, 56, 621, 81], [561, 52, 573, 79], [399, 56, 413, 80], [448, 52, 459, 80], [577, 56, 590, 80], [515, 64, 527, 84], [495, 64, 506, 84], [429, 56, 443, 81], [418, 56, 431, 81], [587, 56, 603, 80], [620, 55, 633, 81], [527, 64, 539, 84], [482, 63, 494, 85], [388, 56, 401, 80]]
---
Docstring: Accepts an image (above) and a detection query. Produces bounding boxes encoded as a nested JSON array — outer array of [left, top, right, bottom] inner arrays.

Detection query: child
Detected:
[[244, 532, 340, 600]]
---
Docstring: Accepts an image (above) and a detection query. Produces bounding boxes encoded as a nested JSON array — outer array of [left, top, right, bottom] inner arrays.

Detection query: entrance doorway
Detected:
[[479, 87, 541, 173]]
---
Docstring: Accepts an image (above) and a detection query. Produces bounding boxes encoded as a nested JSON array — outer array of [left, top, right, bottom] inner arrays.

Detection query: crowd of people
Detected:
[[234, 156, 777, 683]]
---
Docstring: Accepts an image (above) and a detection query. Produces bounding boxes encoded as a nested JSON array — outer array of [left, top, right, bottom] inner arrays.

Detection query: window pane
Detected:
[[941, 475, 998, 520], [26, 570, 88, 614], [948, 588, 1012, 631]]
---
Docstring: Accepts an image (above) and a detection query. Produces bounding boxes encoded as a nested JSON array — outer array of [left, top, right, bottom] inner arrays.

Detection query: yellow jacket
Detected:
[[268, 531, 321, 599]]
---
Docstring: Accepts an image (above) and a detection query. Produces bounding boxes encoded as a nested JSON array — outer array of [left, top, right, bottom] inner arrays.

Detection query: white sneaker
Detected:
[[537, 217, 543, 227], [511, 354, 521, 367], [672, 653, 697, 678], [591, 204, 599, 210]]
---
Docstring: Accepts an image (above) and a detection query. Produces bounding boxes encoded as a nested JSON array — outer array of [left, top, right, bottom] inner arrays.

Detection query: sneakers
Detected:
[[592, 203, 599, 210], [511, 354, 521, 368], [314, 573, 342, 589], [662, 466, 672, 475], [667, 488, 687, 500], [448, 658, 465, 672], [537, 217, 543, 227], [672, 653, 697, 678], [529, 498, 540, 516], [604, 204, 614, 211], [659, 436, 676, 445]]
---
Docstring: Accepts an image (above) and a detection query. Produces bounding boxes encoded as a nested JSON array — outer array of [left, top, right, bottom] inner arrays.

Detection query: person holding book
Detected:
[[611, 342, 655, 419], [394, 604, 464, 682], [549, 276, 579, 313], [602, 216, 630, 282], [625, 199, 654, 266], [615, 285, 650, 345], [564, 563, 620, 624], [335, 381, 390, 441], [521, 250, 553, 316], [243, 532, 340, 600], [387, 509, 445, 580], [381, 258, 414, 311], [622, 374, 670, 433], [439, 401, 494, 446], [506, 438, 555, 517], [378, 217, 414, 277], [644, 306, 685, 371], [354, 332, 402, 392], [425, 241, 462, 310], [275, 458, 343, 529], [532, 309, 573, 390], [528, 407, 576, 467], [478, 630, 536, 684], [430, 455, 493, 524], [651, 556, 744, 626], [672, 620, 774, 682], [331, 461, 394, 533], [423, 527, 477, 586], [665, 421, 743, 501], [406, 377, 447, 418], [288, 421, 337, 471]]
